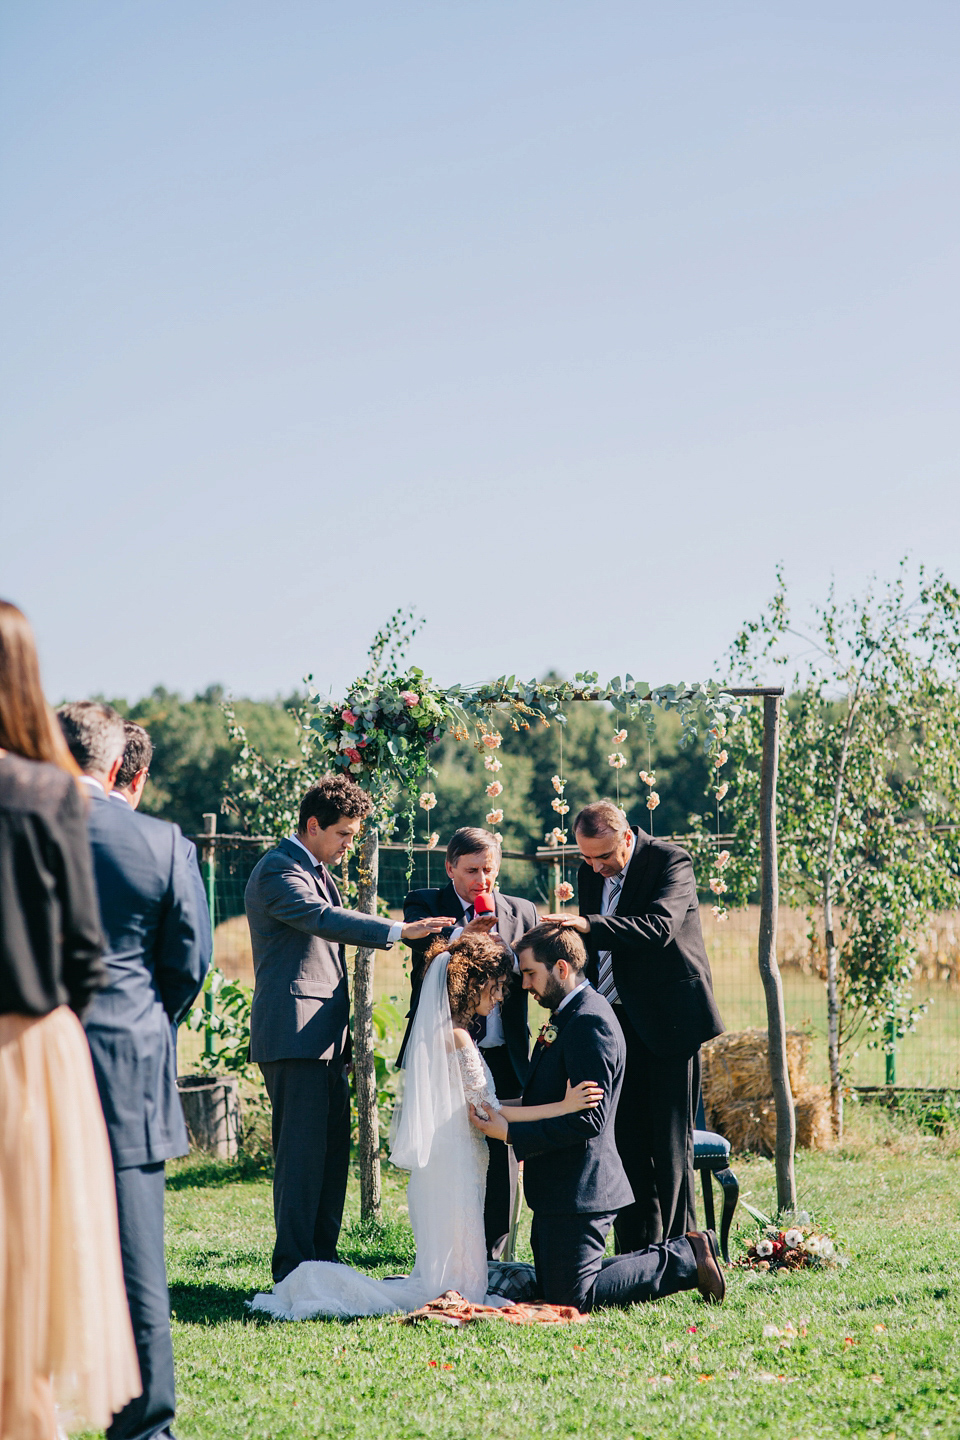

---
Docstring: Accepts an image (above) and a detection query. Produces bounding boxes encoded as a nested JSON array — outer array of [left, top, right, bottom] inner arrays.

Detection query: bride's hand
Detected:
[[563, 1079, 604, 1113]]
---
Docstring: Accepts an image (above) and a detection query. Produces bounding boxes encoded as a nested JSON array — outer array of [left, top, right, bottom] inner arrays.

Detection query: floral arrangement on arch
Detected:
[[308, 667, 452, 804]]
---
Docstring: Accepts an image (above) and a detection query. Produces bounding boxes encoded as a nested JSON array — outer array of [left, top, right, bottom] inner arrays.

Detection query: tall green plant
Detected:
[[716, 562, 960, 1139]]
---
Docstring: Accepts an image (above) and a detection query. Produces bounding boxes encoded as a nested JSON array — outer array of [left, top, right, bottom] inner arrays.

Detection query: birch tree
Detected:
[[719, 563, 960, 1140]]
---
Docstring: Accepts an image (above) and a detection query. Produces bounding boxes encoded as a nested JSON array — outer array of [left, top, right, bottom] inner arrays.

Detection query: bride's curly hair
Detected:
[[423, 933, 514, 1023]]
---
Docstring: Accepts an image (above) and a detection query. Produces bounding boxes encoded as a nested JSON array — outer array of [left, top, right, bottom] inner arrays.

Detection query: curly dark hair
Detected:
[[298, 774, 373, 832], [423, 932, 514, 1024]]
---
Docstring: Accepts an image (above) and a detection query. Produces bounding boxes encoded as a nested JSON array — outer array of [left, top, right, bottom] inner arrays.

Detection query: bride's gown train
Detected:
[[250, 959, 509, 1320]]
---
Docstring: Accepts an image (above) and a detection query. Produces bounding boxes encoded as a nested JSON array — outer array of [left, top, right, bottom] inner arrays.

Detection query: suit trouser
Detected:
[[530, 1210, 697, 1312], [261, 1058, 351, 1283], [108, 1162, 175, 1440], [612, 1005, 699, 1252], [477, 1043, 520, 1258]]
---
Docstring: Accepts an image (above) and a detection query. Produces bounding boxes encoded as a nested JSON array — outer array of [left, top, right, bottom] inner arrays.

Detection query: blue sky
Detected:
[[2, 3, 958, 703]]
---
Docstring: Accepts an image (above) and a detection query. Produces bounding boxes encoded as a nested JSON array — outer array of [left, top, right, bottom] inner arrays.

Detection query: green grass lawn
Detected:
[[77, 1104, 960, 1440]]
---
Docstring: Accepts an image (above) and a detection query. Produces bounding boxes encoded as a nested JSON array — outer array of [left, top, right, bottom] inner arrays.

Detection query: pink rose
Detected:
[[342, 708, 359, 726], [400, 691, 418, 707], [345, 748, 362, 764]]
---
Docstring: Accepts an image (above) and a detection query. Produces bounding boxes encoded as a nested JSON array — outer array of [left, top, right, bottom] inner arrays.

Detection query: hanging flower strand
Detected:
[[608, 725, 628, 807], [639, 730, 659, 836], [549, 725, 574, 906], [479, 726, 505, 838]]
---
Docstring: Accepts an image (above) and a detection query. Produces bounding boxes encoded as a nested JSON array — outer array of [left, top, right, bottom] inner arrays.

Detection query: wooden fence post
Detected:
[[758, 693, 797, 1212], [354, 823, 382, 1222]]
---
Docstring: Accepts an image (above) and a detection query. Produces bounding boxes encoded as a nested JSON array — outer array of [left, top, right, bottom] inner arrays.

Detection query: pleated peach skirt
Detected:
[[0, 1007, 141, 1440]]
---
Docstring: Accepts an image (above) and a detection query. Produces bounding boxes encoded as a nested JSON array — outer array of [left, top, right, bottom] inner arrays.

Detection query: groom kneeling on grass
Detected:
[[470, 923, 725, 1312]]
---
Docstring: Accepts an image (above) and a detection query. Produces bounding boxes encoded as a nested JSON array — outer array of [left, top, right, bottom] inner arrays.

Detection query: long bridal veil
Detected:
[[250, 950, 495, 1320]]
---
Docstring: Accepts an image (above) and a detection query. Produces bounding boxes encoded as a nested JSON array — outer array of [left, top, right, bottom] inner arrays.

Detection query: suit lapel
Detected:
[[321, 862, 342, 907], [578, 862, 603, 917], [278, 838, 348, 979], [524, 988, 588, 1089], [618, 827, 651, 912]]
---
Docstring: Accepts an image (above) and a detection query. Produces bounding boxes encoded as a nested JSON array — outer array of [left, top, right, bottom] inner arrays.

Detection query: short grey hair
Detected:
[[57, 701, 126, 778], [573, 800, 629, 839], [446, 826, 502, 866]]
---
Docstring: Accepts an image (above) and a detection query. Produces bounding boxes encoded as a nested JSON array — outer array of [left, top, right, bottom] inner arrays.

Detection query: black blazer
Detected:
[[508, 985, 634, 1216], [82, 787, 212, 1169], [399, 881, 538, 1084], [0, 755, 105, 1017], [579, 827, 724, 1060]]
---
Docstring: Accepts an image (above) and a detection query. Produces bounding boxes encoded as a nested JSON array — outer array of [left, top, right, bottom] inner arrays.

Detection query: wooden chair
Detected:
[[694, 1094, 739, 1262]]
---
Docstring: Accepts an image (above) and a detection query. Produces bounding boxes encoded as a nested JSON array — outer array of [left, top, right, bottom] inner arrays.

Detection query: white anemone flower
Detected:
[[784, 1229, 804, 1249], [756, 1238, 774, 1258], [803, 1235, 822, 1256]]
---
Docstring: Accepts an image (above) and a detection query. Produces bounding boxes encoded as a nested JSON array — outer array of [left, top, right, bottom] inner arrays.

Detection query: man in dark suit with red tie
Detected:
[[543, 800, 724, 1253], [401, 826, 538, 1256]]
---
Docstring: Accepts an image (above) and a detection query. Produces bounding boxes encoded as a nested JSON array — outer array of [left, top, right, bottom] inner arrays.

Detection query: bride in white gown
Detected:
[[250, 933, 601, 1320]]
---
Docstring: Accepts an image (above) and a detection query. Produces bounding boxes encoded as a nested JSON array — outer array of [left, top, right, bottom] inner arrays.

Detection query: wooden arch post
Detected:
[[354, 823, 382, 1222], [732, 687, 796, 1212]]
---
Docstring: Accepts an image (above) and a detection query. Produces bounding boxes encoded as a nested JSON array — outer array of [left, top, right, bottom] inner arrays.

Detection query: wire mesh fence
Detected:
[[188, 834, 960, 1091]]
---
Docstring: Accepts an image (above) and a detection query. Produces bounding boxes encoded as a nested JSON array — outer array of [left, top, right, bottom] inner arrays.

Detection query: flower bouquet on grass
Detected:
[[737, 1203, 844, 1274]]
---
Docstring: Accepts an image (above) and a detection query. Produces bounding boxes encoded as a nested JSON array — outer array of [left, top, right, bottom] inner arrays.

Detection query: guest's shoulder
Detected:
[[499, 891, 538, 923], [642, 833, 693, 866], [250, 841, 296, 877], [403, 886, 443, 911]]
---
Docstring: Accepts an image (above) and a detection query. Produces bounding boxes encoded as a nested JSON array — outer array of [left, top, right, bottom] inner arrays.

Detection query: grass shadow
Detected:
[[167, 1154, 273, 1189], [170, 1280, 260, 1325]]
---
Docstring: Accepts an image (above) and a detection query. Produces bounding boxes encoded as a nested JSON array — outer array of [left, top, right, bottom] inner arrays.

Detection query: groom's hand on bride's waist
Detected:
[[469, 1104, 509, 1143], [400, 916, 457, 942]]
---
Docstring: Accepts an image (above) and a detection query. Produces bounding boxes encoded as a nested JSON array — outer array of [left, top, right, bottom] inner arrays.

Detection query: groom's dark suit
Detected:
[[579, 828, 724, 1250], [246, 837, 400, 1282], [400, 881, 537, 1255], [508, 985, 699, 1312]]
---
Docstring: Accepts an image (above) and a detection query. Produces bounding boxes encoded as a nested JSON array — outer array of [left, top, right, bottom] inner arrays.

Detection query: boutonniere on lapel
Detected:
[[536, 1021, 559, 1048]]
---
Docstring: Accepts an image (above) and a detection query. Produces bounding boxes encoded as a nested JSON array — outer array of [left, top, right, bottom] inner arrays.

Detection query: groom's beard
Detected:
[[539, 973, 569, 1011]]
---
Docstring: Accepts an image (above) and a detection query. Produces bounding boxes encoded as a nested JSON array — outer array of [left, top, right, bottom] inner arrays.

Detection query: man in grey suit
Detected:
[[245, 774, 452, 1283], [58, 701, 211, 1440]]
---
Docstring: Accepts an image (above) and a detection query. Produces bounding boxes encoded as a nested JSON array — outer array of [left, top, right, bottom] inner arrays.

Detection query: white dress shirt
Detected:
[[449, 888, 518, 1050], [288, 835, 403, 945], [555, 979, 591, 1013]]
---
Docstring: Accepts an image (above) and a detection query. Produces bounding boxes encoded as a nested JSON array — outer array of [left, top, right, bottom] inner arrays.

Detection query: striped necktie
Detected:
[[596, 874, 624, 1003]]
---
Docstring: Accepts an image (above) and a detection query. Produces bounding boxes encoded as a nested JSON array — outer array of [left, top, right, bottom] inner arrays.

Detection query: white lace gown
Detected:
[[249, 1043, 506, 1320]]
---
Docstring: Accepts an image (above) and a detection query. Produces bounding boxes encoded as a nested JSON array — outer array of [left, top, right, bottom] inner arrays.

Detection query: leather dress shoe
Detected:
[[686, 1229, 726, 1304]]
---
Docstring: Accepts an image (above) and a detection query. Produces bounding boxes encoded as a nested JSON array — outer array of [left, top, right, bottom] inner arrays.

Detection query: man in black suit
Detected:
[[401, 826, 538, 1257], [470, 923, 724, 1311], [58, 701, 211, 1440], [544, 800, 724, 1252]]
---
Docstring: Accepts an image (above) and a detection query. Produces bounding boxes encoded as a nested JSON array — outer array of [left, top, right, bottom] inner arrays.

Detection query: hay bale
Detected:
[[795, 1087, 834, 1150], [706, 1096, 778, 1156], [705, 1084, 835, 1156], [701, 1027, 811, 1109]]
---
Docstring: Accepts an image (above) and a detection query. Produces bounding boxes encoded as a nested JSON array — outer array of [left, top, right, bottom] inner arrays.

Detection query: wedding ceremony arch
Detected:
[[285, 658, 794, 1220]]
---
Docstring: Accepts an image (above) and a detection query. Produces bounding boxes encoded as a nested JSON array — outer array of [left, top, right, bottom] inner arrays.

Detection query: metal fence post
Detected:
[[201, 814, 217, 1058]]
